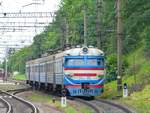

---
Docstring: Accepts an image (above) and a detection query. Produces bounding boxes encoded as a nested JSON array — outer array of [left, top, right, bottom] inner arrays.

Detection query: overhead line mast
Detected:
[[96, 0, 102, 49], [116, 0, 123, 94], [83, 0, 87, 46]]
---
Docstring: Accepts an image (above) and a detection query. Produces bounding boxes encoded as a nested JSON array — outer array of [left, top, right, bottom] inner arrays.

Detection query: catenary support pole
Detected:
[[83, 0, 87, 46], [116, 0, 123, 94]]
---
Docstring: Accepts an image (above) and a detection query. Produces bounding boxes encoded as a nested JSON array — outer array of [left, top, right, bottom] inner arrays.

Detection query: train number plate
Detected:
[[82, 89, 93, 94]]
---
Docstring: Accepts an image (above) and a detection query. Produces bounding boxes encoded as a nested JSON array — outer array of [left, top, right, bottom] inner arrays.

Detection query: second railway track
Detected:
[[71, 97, 136, 113], [0, 90, 38, 113], [87, 99, 136, 113]]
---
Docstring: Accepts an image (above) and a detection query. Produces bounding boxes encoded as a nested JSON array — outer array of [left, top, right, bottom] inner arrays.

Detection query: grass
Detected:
[[99, 47, 150, 112], [0, 83, 28, 91], [125, 47, 150, 84], [80, 104, 92, 113], [27, 91, 93, 113], [0, 84, 22, 91], [12, 73, 26, 80], [120, 85, 150, 113], [27, 91, 52, 102], [98, 80, 118, 99]]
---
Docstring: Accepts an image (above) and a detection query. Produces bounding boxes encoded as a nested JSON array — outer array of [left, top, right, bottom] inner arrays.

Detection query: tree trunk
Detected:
[[116, 0, 123, 92], [96, 0, 102, 49]]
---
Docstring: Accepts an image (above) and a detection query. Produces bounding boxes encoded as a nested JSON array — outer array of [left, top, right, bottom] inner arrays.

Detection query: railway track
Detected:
[[97, 99, 135, 113], [4, 88, 137, 113], [0, 90, 38, 113], [9, 88, 101, 113], [74, 98, 102, 113], [0, 96, 11, 113], [86, 99, 136, 113], [69, 97, 136, 113]]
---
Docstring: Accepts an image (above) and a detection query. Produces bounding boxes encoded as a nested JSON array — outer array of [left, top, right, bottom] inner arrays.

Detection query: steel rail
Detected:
[[7, 88, 101, 113], [1, 91, 38, 113], [4, 87, 135, 113], [75, 98, 103, 113], [96, 99, 136, 113], [0, 97, 12, 113]]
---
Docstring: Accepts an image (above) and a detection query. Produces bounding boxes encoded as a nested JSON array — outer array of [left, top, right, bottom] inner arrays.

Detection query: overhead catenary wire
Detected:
[[0, 12, 56, 18], [0, 1, 58, 61]]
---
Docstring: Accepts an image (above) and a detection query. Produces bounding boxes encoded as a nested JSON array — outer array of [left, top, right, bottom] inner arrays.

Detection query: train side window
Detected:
[[36, 66, 38, 72], [49, 63, 51, 71], [97, 59, 100, 66], [49, 63, 51, 72], [34, 66, 36, 72], [31, 66, 32, 72], [36, 66, 37, 72], [47, 63, 49, 72], [31, 66, 33, 72], [50, 63, 52, 72], [40, 65, 42, 72], [42, 65, 44, 72], [41, 65, 43, 72], [43, 65, 45, 72], [34, 66, 35, 72], [97, 58, 104, 66], [33, 66, 34, 72]]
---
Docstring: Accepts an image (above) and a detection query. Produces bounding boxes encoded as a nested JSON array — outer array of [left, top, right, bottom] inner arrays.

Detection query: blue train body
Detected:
[[26, 46, 105, 97]]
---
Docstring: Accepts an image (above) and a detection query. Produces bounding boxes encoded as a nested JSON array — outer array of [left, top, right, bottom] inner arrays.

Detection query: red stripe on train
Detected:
[[74, 73, 96, 76], [65, 85, 103, 88], [64, 68, 104, 70]]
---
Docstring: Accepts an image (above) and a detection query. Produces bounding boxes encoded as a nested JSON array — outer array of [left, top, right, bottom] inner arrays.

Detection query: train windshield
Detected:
[[66, 59, 85, 66], [86, 59, 104, 66], [65, 57, 104, 67]]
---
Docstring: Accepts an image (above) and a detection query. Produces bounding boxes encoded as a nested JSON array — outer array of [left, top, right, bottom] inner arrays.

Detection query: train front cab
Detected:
[[63, 55, 105, 97]]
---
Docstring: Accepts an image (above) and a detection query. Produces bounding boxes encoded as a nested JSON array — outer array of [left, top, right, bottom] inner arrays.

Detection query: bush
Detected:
[[141, 27, 150, 57]]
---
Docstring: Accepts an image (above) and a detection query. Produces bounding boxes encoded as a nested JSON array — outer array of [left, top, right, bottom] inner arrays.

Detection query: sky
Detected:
[[0, 0, 61, 63]]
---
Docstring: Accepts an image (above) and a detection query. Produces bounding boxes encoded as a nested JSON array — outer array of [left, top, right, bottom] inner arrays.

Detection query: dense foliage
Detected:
[[6, 0, 150, 81]]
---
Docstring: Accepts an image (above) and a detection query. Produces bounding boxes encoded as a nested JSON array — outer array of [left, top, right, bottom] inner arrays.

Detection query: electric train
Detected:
[[26, 46, 106, 97]]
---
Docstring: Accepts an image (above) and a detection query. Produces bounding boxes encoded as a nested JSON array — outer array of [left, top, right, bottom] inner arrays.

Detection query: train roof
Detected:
[[64, 46, 104, 56], [26, 46, 104, 65]]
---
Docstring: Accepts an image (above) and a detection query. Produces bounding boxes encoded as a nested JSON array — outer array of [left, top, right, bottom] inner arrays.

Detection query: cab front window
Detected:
[[64, 57, 104, 67], [65, 59, 85, 66]]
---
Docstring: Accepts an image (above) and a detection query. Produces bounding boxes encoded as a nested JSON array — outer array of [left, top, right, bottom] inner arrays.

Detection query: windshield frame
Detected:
[[64, 56, 105, 68]]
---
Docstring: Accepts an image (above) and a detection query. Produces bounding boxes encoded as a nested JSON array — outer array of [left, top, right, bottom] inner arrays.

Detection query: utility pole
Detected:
[[83, 0, 87, 46], [116, 0, 123, 94], [60, 15, 65, 49], [4, 58, 7, 81], [96, 0, 102, 49], [65, 17, 69, 45], [4, 47, 8, 82]]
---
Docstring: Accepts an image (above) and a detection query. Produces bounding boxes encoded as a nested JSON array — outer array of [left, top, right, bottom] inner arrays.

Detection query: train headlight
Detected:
[[82, 47, 88, 54]]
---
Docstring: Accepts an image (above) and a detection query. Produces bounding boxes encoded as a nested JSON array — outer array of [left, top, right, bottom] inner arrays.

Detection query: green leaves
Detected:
[[6, 0, 150, 75], [141, 26, 150, 57]]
